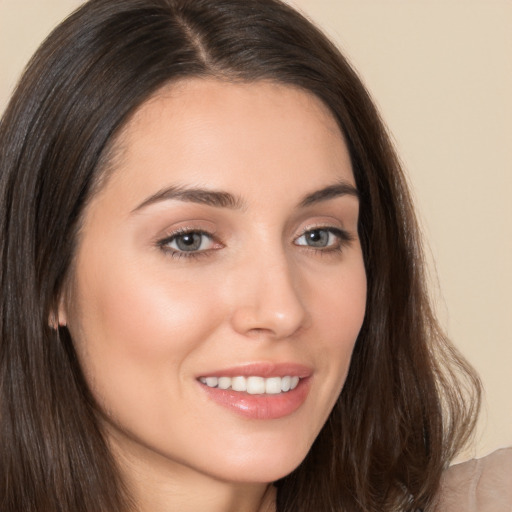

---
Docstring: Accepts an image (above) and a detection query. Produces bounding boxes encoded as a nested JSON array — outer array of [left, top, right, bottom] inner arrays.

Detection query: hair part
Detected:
[[0, 1, 480, 511]]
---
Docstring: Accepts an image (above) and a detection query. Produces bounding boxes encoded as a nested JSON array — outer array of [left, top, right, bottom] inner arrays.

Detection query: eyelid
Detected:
[[156, 226, 222, 259], [293, 224, 354, 250], [154, 221, 355, 260], [295, 221, 354, 239]]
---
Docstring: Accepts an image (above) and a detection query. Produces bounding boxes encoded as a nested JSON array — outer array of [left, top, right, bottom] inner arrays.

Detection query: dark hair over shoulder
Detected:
[[0, 0, 480, 511]]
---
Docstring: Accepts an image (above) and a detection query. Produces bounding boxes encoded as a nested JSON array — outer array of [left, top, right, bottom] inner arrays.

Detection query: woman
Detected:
[[0, 0, 481, 511]]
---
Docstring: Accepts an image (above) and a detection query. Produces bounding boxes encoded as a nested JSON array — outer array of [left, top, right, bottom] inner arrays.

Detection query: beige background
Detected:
[[1, 0, 510, 461]]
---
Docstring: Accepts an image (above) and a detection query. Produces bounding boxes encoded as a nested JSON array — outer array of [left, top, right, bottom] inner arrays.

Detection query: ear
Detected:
[[48, 294, 68, 329]]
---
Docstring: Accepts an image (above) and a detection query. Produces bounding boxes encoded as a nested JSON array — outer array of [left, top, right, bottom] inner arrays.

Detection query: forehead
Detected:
[[93, 78, 354, 210], [126, 78, 342, 138]]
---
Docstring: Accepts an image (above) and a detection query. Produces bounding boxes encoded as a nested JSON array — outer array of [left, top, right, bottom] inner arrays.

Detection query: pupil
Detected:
[[308, 230, 328, 247], [177, 233, 201, 251]]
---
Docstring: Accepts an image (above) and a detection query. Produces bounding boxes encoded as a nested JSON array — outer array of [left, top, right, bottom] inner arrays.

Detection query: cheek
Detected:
[[88, 258, 212, 339], [315, 256, 366, 337], [66, 256, 228, 445], [66, 254, 220, 397], [311, 258, 366, 385]]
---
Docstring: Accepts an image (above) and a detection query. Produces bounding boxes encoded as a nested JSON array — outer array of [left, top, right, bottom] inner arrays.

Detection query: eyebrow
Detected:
[[299, 181, 359, 207], [131, 180, 359, 213], [132, 185, 245, 213]]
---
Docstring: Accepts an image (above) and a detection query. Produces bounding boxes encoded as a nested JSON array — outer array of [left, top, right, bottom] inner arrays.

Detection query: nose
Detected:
[[229, 251, 309, 340]]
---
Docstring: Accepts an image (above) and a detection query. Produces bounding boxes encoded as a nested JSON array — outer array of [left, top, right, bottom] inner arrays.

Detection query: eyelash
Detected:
[[157, 226, 354, 260], [295, 226, 354, 255], [157, 228, 219, 260]]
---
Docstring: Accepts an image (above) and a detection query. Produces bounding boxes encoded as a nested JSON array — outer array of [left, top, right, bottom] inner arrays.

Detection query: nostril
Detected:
[[227, 258, 309, 338], [229, 300, 308, 340]]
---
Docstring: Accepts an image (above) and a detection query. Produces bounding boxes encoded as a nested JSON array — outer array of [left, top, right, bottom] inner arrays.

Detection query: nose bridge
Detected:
[[229, 242, 308, 339]]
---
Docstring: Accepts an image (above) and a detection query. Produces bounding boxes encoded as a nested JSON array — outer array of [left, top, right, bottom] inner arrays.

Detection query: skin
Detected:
[[60, 79, 367, 512]]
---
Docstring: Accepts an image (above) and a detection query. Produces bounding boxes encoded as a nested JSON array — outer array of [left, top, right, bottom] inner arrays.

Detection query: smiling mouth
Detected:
[[199, 375, 300, 395]]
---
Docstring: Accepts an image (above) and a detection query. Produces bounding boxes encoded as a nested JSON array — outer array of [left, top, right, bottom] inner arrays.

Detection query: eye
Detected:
[[158, 229, 217, 255], [295, 227, 351, 251]]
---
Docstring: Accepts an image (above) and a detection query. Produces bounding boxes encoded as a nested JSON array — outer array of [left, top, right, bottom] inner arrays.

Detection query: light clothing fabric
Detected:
[[436, 448, 512, 511]]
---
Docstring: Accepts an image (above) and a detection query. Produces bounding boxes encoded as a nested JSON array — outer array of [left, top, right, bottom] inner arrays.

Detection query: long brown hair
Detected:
[[0, 0, 480, 510]]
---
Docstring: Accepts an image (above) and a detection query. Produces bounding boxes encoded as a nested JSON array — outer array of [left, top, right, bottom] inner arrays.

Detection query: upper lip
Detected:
[[197, 362, 313, 379]]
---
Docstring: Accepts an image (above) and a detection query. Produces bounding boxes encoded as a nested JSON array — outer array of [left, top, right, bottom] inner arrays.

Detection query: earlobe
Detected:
[[49, 295, 68, 329], [48, 311, 67, 330]]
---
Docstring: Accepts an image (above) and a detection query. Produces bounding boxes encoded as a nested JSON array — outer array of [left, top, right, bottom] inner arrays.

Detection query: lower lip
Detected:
[[199, 378, 311, 420]]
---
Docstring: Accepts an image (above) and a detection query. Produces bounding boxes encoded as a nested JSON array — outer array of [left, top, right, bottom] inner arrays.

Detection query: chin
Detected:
[[200, 434, 313, 484]]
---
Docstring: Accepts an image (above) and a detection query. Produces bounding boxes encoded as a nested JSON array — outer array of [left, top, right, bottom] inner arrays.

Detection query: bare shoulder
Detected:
[[436, 448, 512, 511]]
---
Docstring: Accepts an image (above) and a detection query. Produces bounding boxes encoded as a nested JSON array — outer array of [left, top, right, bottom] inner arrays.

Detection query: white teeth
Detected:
[[247, 376, 265, 395], [199, 375, 302, 394], [231, 376, 247, 392], [205, 377, 218, 387], [265, 376, 282, 394], [281, 375, 291, 392], [217, 376, 231, 389]]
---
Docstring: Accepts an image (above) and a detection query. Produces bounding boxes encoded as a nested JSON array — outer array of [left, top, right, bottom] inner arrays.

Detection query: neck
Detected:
[[128, 468, 276, 512], [110, 432, 276, 512]]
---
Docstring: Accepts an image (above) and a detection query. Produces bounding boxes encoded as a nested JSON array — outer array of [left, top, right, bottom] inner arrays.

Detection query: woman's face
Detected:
[[61, 79, 366, 484]]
